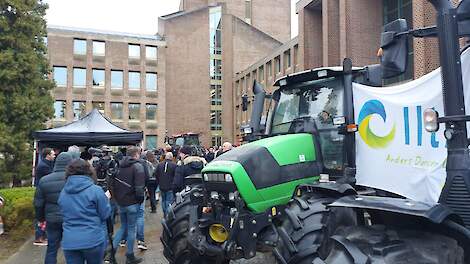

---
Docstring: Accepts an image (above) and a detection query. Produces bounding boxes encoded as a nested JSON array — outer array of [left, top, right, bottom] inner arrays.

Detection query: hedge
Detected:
[[0, 187, 35, 236]]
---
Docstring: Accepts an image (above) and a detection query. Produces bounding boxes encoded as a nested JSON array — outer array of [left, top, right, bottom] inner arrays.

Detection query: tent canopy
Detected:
[[33, 109, 143, 146]]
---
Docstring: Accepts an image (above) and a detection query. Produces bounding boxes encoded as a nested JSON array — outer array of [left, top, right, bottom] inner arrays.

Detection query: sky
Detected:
[[44, 0, 299, 38]]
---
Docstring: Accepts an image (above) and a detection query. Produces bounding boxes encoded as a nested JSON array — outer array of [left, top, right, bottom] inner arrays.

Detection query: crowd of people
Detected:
[[31, 141, 234, 264]]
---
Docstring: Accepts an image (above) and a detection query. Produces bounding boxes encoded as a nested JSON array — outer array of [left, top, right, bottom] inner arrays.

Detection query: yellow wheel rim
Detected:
[[209, 224, 229, 243]]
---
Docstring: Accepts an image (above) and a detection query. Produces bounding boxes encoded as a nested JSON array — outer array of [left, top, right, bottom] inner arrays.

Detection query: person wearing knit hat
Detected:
[[34, 152, 73, 264]]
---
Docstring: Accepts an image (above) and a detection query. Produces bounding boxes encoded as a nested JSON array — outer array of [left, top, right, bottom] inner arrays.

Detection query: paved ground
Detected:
[[2, 201, 274, 264]]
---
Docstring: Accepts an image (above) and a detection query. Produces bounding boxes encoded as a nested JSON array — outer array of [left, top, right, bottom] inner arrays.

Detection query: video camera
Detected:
[[88, 147, 104, 158]]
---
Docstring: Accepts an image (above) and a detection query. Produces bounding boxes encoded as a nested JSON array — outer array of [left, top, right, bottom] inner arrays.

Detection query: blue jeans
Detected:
[[161, 191, 174, 216], [63, 241, 106, 264], [45, 222, 62, 264], [122, 202, 145, 242], [112, 204, 139, 256]]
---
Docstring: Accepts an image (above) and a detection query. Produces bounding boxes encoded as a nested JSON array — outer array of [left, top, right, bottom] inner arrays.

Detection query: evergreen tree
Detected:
[[0, 0, 54, 186]]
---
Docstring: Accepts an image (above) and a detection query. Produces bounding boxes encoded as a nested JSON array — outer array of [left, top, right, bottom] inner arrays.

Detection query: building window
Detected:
[[210, 110, 222, 131], [211, 136, 222, 147], [275, 56, 281, 74], [128, 103, 140, 120], [294, 45, 299, 66], [53, 66, 67, 87], [128, 44, 140, 58], [210, 84, 222, 106], [111, 70, 123, 89], [92, 101, 105, 114], [73, 39, 87, 55], [384, 0, 414, 82], [210, 59, 222, 80], [146, 73, 157, 91], [73, 68, 86, 87], [146, 46, 157, 60], [146, 135, 158, 149], [210, 6, 222, 55], [258, 66, 264, 82], [53, 101, 65, 120], [92, 41, 105, 56], [267, 61, 272, 77], [284, 50, 291, 68], [128, 72, 140, 90], [92, 69, 105, 87], [72, 101, 86, 120], [146, 104, 157, 121], [245, 0, 252, 24], [111, 102, 123, 120]]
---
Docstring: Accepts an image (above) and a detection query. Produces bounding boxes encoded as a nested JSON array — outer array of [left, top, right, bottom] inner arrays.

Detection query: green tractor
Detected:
[[161, 1, 470, 263]]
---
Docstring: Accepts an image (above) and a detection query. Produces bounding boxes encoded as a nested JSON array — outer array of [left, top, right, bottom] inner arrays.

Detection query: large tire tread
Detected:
[[320, 225, 464, 264], [275, 194, 356, 264]]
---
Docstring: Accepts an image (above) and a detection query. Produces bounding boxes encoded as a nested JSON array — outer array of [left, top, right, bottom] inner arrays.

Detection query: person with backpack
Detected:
[[109, 146, 145, 264]]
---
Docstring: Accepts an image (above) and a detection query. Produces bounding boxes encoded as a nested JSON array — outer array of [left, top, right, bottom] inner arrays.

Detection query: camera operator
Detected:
[[89, 146, 117, 191]]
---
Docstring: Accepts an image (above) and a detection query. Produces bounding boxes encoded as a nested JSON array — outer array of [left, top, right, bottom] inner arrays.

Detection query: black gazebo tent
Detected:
[[33, 109, 143, 146]]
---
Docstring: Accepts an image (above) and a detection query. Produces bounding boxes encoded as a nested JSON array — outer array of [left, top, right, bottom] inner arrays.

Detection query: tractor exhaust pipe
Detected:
[[249, 80, 266, 136]]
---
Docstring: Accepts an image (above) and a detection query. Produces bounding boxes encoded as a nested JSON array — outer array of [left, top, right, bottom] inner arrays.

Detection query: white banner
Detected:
[[353, 48, 470, 203]]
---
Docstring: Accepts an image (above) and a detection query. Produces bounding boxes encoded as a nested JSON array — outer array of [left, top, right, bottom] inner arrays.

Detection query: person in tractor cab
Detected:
[[173, 146, 207, 193]]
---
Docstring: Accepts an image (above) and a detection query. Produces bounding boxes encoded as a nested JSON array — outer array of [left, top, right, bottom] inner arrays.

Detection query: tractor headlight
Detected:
[[203, 173, 233, 182]]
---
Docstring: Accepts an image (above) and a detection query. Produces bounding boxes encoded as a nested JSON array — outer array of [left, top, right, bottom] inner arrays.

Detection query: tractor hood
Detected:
[[202, 133, 322, 212]]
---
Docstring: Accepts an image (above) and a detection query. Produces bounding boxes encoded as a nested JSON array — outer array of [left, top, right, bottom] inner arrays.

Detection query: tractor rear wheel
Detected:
[[319, 225, 464, 264], [274, 194, 357, 264], [161, 187, 229, 264]]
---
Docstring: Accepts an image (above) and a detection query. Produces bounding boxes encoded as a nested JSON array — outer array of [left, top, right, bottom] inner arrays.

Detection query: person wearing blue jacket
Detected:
[[58, 158, 111, 264]]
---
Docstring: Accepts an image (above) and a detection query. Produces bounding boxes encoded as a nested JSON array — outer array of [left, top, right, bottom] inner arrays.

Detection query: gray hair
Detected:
[[165, 152, 173, 160], [68, 145, 80, 153]]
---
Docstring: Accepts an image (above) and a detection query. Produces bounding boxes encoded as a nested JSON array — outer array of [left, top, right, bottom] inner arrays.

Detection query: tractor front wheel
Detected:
[[161, 187, 229, 264]]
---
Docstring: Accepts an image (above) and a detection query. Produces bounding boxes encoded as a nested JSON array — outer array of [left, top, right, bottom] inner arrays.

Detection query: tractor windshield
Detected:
[[270, 76, 345, 171]]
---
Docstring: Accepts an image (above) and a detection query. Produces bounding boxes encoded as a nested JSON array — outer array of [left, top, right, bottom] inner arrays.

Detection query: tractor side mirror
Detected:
[[242, 94, 248, 112], [458, 0, 470, 36], [380, 19, 409, 79], [424, 108, 440, 132]]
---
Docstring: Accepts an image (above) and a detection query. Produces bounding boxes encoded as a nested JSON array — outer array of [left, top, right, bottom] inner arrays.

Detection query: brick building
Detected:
[[46, 26, 165, 149], [231, 0, 456, 144], [159, 0, 291, 147]]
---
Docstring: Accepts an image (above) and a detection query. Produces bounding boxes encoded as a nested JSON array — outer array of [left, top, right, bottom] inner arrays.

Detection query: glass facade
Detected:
[[111, 102, 123, 120], [53, 66, 67, 87], [146, 104, 157, 121], [72, 101, 86, 120], [146, 73, 157, 91], [146, 135, 157, 149], [111, 70, 123, 88], [128, 44, 140, 58], [92, 41, 105, 56], [73, 68, 86, 87], [128, 72, 140, 90], [383, 0, 414, 82], [73, 39, 86, 55], [146, 46, 157, 60], [54, 101, 65, 120], [210, 110, 222, 130], [92, 69, 105, 87], [211, 136, 222, 147], [284, 50, 291, 68], [128, 103, 140, 120], [210, 6, 223, 144]]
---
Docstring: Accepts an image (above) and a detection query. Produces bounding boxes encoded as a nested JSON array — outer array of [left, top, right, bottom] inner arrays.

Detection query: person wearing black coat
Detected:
[[35, 148, 56, 186], [173, 146, 207, 194], [155, 152, 177, 216], [34, 152, 73, 264]]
